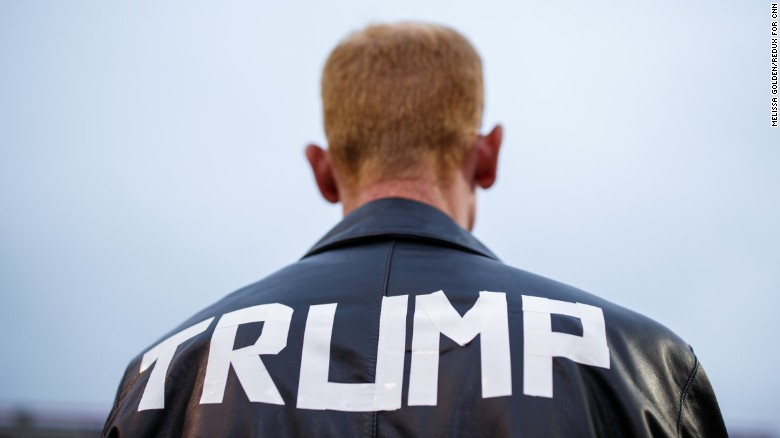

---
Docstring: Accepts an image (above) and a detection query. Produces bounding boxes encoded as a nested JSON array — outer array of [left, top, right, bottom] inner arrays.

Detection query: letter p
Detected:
[[521, 295, 610, 398]]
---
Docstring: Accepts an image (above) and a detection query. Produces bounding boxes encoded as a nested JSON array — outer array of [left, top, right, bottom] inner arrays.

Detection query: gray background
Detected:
[[1, 0, 777, 434]]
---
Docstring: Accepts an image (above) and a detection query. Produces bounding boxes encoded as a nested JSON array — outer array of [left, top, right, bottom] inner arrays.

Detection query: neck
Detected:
[[340, 177, 476, 230]]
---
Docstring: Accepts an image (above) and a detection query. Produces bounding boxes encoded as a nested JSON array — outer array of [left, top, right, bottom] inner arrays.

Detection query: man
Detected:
[[103, 22, 727, 437]]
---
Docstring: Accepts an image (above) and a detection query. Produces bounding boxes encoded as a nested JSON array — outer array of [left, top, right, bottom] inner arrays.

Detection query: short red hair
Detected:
[[321, 22, 484, 187]]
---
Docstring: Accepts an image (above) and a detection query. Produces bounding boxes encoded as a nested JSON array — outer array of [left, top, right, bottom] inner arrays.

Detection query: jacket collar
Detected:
[[303, 197, 499, 260]]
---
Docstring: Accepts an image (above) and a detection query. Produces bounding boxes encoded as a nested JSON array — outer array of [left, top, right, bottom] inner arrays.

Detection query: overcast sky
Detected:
[[1, 0, 778, 434]]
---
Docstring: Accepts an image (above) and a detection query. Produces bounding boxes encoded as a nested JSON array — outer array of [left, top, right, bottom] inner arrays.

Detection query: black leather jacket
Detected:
[[103, 198, 727, 437]]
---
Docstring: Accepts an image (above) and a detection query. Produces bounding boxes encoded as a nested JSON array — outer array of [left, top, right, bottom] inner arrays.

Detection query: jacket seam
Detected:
[[372, 240, 396, 438], [676, 353, 699, 437], [381, 240, 396, 298]]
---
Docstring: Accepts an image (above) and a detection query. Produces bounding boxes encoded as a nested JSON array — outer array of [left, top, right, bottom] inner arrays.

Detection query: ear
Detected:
[[474, 124, 503, 189], [305, 144, 340, 203]]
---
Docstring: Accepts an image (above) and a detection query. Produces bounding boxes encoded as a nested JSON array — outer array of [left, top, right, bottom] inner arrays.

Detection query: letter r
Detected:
[[200, 303, 293, 405]]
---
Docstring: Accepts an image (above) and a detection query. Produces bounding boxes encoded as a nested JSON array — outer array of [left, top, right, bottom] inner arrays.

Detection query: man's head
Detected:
[[322, 22, 484, 185], [306, 22, 502, 230]]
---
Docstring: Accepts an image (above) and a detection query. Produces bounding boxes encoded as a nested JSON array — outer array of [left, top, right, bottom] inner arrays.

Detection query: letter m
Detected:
[[408, 290, 511, 406]]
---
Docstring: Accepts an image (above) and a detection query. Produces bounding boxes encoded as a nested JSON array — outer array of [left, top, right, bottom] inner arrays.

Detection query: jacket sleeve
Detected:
[[677, 354, 728, 438]]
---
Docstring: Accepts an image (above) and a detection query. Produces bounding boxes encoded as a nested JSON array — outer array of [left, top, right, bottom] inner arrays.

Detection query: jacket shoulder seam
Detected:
[[676, 352, 699, 437]]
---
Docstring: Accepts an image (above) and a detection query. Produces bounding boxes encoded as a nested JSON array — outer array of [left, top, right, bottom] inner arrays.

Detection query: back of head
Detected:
[[322, 22, 484, 188]]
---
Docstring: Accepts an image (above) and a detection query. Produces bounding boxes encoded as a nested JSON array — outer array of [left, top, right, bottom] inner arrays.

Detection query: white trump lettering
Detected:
[[522, 295, 610, 398], [133, 292, 612, 411], [408, 291, 512, 405], [200, 303, 293, 405], [138, 317, 214, 411], [297, 295, 408, 411]]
